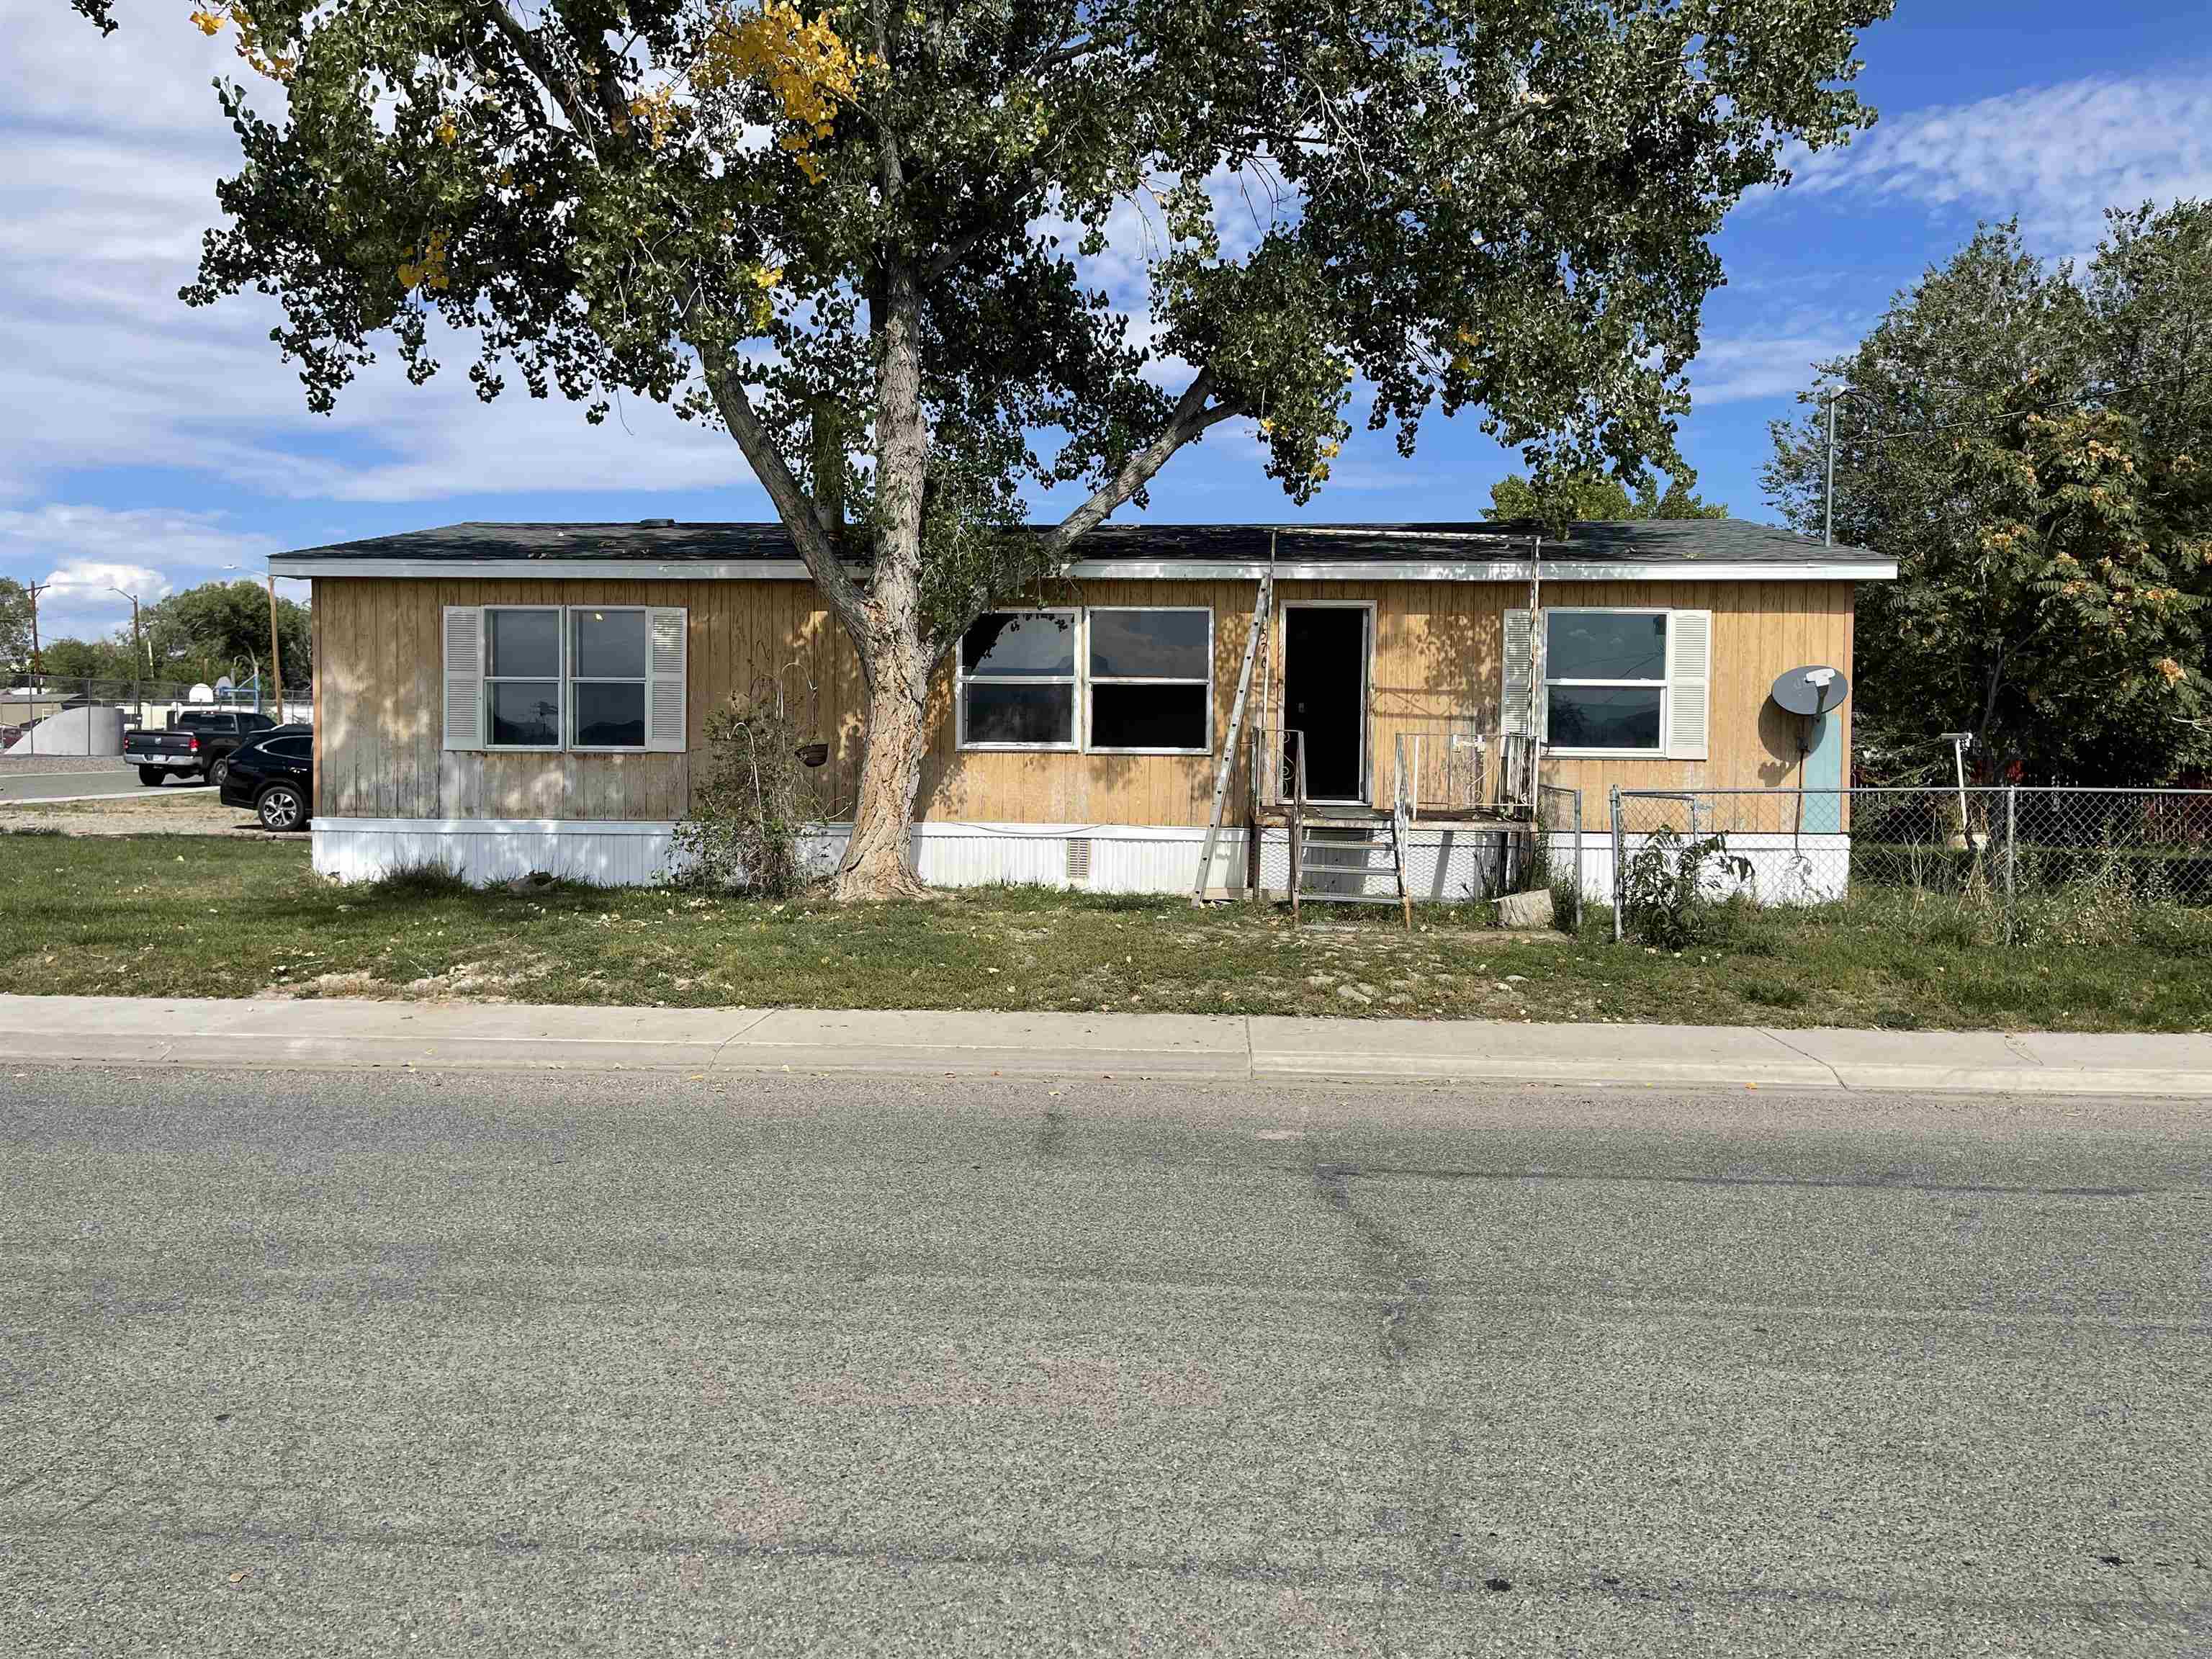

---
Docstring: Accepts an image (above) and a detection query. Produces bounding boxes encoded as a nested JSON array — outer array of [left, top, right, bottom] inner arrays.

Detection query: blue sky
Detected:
[[4, 0, 2209, 642]]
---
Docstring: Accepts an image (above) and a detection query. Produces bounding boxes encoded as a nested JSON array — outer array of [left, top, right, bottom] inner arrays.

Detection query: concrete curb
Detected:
[[1, 995, 2208, 1098]]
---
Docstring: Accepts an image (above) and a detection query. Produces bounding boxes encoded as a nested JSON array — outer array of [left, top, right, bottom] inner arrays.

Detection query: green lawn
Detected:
[[1, 833, 2208, 1031]]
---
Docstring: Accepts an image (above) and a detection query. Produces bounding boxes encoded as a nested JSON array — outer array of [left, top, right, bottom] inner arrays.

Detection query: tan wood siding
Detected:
[[312, 575, 1856, 830]]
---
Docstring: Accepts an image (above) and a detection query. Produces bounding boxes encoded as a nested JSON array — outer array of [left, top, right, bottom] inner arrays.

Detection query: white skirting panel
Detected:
[[310, 817, 1545, 899], [311, 817, 1259, 895]]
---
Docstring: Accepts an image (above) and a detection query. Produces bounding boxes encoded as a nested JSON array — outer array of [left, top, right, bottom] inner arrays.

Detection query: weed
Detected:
[[1740, 980, 1809, 1010], [365, 858, 475, 899], [1619, 828, 1754, 950]]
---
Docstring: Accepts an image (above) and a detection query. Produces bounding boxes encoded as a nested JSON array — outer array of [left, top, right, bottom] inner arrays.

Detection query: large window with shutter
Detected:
[[444, 603, 687, 754], [1501, 606, 1710, 760]]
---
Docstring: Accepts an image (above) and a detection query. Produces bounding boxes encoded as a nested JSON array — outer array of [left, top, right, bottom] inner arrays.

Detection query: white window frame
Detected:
[[1542, 606, 1671, 758], [482, 603, 567, 753], [955, 608, 1082, 752], [565, 605, 651, 754], [1084, 606, 1215, 757]]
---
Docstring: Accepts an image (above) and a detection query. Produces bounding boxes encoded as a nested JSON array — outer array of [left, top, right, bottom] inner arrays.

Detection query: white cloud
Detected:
[[1687, 332, 1859, 407], [0, 0, 769, 510], [0, 505, 276, 640], [1779, 72, 2212, 253]]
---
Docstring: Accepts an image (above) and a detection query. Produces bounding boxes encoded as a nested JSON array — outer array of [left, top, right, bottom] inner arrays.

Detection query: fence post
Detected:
[[1609, 784, 1624, 943], [2003, 785, 2018, 945], [1572, 787, 1584, 937]]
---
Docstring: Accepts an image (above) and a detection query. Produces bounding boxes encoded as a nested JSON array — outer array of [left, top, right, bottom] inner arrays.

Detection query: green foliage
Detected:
[[35, 637, 138, 680], [17, 581, 312, 689], [1619, 827, 1756, 949], [674, 693, 823, 897], [1765, 206, 2212, 783], [139, 580, 313, 688], [1488, 469, 1727, 530]]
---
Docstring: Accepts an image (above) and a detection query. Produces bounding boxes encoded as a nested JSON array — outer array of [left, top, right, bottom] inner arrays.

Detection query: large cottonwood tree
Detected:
[[142, 0, 1885, 896]]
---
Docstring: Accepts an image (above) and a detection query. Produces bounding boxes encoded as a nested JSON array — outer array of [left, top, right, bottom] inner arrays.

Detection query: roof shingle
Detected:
[[276, 517, 1879, 567]]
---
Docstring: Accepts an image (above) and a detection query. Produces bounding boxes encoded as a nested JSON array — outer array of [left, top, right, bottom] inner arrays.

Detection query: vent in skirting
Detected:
[[1065, 837, 1092, 883]]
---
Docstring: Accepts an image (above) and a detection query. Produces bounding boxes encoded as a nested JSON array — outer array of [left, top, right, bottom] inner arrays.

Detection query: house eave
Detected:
[[269, 556, 1899, 583]]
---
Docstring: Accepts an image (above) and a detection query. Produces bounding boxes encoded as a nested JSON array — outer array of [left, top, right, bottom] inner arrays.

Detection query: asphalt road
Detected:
[[0, 769, 208, 802], [3, 1066, 2207, 1656]]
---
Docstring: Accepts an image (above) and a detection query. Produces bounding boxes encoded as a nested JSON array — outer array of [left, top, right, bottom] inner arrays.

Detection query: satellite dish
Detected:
[[1770, 665, 1848, 718]]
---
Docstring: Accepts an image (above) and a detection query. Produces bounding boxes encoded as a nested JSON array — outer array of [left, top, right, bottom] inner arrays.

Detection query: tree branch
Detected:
[[1036, 369, 1241, 563], [694, 338, 873, 639], [486, 4, 603, 149]]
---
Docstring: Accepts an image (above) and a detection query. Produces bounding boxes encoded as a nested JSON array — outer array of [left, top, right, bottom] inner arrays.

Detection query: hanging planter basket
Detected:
[[794, 741, 830, 769]]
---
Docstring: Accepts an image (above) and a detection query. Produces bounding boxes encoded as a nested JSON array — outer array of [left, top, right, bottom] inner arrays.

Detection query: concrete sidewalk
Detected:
[[1, 994, 2208, 1097]]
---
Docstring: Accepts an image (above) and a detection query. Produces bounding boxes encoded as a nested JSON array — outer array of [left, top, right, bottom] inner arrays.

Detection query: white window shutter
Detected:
[[646, 607, 688, 752], [1500, 608, 1534, 736], [442, 606, 484, 751], [1665, 609, 1712, 760]]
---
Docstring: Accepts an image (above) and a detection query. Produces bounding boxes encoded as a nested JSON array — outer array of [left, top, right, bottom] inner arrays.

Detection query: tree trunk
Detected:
[[837, 639, 933, 899], [834, 256, 935, 902]]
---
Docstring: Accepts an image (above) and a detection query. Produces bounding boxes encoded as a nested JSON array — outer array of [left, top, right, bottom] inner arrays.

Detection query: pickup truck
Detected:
[[123, 709, 279, 787]]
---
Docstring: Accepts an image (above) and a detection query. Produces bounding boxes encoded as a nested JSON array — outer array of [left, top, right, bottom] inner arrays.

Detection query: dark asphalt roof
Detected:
[[278, 518, 1878, 566]]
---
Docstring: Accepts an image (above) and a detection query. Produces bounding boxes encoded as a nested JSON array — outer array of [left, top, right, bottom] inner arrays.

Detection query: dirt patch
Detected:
[[0, 793, 295, 840]]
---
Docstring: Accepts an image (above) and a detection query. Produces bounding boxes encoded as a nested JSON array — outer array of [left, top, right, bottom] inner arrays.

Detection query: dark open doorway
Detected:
[[1281, 605, 1369, 801]]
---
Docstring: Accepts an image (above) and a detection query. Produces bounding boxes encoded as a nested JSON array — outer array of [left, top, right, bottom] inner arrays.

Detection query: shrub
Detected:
[[1619, 827, 1755, 950], [673, 693, 822, 898]]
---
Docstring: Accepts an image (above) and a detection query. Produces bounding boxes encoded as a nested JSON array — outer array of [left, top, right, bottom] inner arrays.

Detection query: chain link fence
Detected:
[[2, 675, 312, 761], [1608, 786, 2212, 945]]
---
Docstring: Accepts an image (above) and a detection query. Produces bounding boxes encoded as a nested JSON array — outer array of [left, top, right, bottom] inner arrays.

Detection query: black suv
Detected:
[[220, 725, 314, 831]]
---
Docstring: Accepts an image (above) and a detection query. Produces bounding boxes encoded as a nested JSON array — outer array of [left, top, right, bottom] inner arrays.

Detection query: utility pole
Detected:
[[25, 579, 50, 677], [109, 587, 142, 729], [229, 562, 287, 720]]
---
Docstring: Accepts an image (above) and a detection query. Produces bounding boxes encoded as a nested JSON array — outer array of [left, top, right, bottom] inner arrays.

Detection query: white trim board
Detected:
[[274, 557, 1896, 583]]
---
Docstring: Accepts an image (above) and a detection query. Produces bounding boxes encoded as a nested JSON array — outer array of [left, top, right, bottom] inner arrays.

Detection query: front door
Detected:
[[1281, 606, 1369, 801]]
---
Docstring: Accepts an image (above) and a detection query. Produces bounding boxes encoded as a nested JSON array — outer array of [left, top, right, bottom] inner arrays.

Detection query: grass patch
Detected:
[[365, 858, 477, 900], [0, 835, 2208, 1031]]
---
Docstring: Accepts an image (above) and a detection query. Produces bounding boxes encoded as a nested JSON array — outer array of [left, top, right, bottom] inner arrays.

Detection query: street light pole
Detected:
[[1819, 384, 1868, 548], [266, 570, 284, 719], [1824, 391, 1836, 547]]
